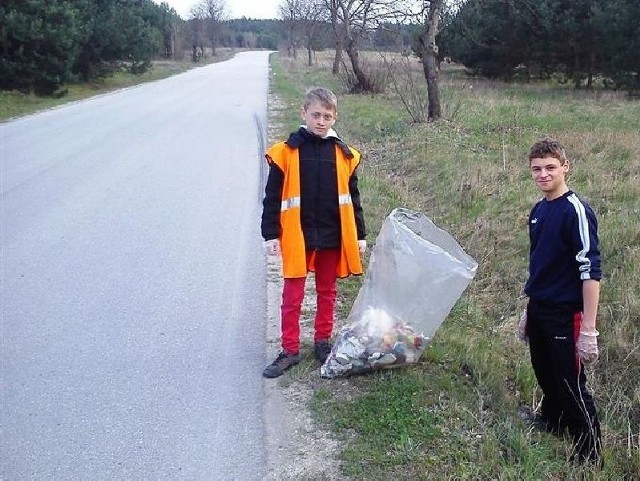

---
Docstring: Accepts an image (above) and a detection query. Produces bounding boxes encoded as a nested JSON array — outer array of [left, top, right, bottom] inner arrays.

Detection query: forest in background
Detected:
[[1, 0, 638, 96]]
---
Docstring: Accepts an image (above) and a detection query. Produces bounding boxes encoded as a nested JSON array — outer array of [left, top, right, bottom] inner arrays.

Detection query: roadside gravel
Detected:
[[262, 256, 350, 481]]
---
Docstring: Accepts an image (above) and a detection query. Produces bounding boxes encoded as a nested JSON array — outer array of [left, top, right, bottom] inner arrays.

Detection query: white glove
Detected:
[[517, 309, 528, 344], [358, 240, 367, 254], [264, 239, 281, 256], [576, 329, 599, 364]]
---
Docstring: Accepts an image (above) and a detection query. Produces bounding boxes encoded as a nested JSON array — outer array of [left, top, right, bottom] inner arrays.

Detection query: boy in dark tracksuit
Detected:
[[519, 137, 602, 463], [261, 87, 366, 378]]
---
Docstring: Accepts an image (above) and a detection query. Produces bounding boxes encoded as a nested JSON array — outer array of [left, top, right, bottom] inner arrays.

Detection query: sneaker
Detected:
[[314, 340, 333, 363], [263, 351, 300, 378], [517, 406, 561, 435]]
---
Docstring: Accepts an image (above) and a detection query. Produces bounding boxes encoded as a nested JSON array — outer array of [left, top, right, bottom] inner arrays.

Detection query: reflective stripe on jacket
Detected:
[[266, 142, 363, 279]]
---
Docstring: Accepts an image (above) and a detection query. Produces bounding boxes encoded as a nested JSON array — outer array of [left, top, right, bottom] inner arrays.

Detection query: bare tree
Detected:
[[278, 0, 304, 59], [418, 0, 444, 120], [335, 0, 416, 92], [323, 0, 344, 74], [279, 0, 330, 66], [384, 54, 428, 122], [189, 4, 206, 61], [198, 0, 227, 56], [301, 1, 329, 66]]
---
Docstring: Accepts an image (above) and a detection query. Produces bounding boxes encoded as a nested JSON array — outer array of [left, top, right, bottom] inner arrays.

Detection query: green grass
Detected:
[[269, 52, 640, 479]]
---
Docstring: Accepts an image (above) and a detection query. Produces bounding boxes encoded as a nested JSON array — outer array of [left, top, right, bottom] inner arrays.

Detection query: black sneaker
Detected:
[[263, 351, 301, 378], [517, 406, 561, 435], [314, 340, 332, 363]]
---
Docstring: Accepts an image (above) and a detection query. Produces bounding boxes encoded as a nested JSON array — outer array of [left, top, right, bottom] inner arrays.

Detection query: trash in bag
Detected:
[[321, 207, 478, 378]]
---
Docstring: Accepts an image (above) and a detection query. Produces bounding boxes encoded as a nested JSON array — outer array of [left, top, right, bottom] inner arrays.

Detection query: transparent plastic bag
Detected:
[[321, 208, 478, 378]]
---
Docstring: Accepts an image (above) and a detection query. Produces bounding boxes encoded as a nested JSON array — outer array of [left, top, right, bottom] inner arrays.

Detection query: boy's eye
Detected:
[[311, 112, 334, 121]]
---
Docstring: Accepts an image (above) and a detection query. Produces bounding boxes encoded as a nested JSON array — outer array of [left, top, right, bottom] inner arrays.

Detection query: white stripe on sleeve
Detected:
[[568, 193, 592, 280]]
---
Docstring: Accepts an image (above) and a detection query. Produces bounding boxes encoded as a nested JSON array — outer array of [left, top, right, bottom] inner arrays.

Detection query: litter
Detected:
[[321, 208, 478, 378]]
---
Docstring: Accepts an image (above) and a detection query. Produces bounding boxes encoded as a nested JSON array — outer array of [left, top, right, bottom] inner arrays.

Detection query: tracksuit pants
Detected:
[[526, 300, 602, 461], [280, 249, 340, 354]]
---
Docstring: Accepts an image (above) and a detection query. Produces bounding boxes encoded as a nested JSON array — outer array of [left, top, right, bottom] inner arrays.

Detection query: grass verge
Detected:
[[0, 50, 235, 122], [269, 52, 640, 480]]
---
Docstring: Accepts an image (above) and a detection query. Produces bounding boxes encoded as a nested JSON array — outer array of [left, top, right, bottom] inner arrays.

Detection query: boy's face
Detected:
[[301, 101, 337, 138], [530, 155, 569, 200]]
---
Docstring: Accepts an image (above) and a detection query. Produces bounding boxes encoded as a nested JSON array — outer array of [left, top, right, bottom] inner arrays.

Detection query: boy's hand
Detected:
[[517, 309, 528, 344], [264, 239, 281, 256], [576, 329, 599, 364], [358, 240, 367, 254]]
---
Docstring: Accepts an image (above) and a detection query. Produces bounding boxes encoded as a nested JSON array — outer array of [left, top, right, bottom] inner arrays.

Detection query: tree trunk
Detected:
[[290, 31, 297, 60], [421, 0, 444, 121], [332, 35, 343, 74], [172, 28, 177, 60], [307, 45, 313, 67], [346, 39, 372, 92], [330, 4, 342, 74], [587, 51, 595, 89], [573, 52, 581, 89]]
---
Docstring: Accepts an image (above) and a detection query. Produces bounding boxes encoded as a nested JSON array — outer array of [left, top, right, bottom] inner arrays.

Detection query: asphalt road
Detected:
[[2, 51, 272, 480]]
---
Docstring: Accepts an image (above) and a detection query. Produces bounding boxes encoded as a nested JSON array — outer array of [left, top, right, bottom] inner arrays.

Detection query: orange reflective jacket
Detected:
[[266, 141, 363, 279]]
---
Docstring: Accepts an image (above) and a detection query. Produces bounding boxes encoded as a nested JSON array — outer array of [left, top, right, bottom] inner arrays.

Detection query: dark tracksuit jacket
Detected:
[[261, 126, 366, 248], [524, 190, 602, 460]]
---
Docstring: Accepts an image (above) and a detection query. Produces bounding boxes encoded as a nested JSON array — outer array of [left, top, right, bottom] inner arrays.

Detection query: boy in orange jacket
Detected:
[[261, 87, 366, 378]]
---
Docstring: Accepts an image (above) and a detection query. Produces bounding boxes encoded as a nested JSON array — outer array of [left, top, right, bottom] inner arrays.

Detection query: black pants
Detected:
[[526, 300, 602, 461]]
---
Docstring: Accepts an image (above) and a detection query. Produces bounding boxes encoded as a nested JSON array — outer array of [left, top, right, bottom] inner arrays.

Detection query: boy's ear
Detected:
[[300, 106, 306, 120]]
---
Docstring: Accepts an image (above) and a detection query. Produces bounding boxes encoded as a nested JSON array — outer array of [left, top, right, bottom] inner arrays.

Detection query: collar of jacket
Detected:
[[285, 127, 354, 159]]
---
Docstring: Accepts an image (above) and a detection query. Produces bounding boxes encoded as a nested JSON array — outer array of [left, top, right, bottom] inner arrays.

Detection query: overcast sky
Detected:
[[155, 0, 280, 19]]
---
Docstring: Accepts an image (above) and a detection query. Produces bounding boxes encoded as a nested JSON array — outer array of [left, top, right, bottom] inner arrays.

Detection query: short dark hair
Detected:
[[528, 137, 568, 163]]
